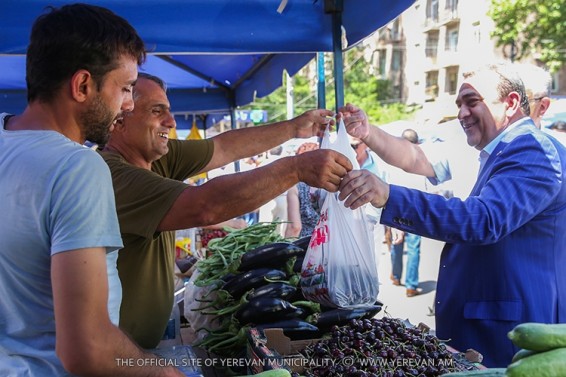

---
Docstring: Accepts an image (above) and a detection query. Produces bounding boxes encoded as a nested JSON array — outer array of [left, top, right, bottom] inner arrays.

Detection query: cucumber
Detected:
[[506, 348, 566, 377], [507, 323, 566, 352], [511, 348, 538, 363], [440, 368, 506, 376]]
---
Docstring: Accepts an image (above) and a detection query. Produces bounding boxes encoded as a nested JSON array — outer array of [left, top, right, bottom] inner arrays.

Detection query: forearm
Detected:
[[53, 250, 183, 377], [160, 157, 299, 231], [208, 121, 295, 167], [64, 326, 182, 377], [364, 126, 435, 177]]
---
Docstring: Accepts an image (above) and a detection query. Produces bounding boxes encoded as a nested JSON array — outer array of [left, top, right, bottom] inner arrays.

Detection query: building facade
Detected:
[[364, 0, 565, 125]]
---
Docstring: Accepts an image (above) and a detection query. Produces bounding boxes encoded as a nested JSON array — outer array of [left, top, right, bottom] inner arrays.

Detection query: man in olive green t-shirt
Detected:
[[100, 72, 352, 348]]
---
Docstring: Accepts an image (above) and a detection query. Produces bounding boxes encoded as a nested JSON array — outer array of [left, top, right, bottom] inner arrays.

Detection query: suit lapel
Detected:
[[468, 121, 535, 197]]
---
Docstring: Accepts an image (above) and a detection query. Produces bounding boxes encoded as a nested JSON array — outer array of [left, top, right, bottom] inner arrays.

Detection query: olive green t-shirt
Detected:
[[100, 138, 213, 349]]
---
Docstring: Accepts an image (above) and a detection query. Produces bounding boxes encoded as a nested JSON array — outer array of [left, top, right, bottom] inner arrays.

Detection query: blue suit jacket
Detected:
[[380, 118, 566, 367]]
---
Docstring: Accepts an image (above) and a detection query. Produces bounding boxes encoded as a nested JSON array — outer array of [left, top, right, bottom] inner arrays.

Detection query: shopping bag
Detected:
[[300, 120, 379, 308]]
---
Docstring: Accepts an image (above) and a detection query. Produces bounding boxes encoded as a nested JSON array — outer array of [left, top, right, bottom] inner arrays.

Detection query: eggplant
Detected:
[[255, 319, 320, 340], [235, 297, 305, 325], [220, 272, 237, 283], [292, 256, 305, 273], [313, 304, 383, 329], [292, 235, 312, 251], [247, 282, 297, 301], [221, 268, 287, 299], [239, 242, 305, 271]]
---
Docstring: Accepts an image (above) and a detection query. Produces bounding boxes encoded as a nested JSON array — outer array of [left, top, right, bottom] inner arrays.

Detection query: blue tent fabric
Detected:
[[0, 0, 415, 116]]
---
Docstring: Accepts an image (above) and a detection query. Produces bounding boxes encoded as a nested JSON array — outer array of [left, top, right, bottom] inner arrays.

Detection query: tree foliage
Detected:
[[488, 0, 566, 72], [243, 48, 415, 125]]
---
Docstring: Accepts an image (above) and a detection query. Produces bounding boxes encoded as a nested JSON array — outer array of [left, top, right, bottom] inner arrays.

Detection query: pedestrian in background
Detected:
[[285, 142, 321, 238], [387, 129, 424, 297]]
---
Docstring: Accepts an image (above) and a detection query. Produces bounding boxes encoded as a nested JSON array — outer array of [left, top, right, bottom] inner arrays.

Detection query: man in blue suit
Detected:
[[337, 62, 566, 367]]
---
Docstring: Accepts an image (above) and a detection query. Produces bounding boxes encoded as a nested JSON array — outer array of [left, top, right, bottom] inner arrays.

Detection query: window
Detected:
[[378, 50, 387, 76], [445, 27, 459, 52], [426, 71, 439, 99], [446, 67, 459, 95], [427, 0, 439, 22], [391, 19, 401, 41], [445, 0, 458, 12], [472, 21, 481, 44], [426, 31, 439, 58], [391, 50, 402, 72]]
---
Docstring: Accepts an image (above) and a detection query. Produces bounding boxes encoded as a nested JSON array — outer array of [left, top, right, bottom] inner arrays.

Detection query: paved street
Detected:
[[373, 237, 445, 331]]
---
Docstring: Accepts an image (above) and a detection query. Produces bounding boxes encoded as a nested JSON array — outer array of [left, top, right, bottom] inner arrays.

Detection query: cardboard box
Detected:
[[246, 327, 319, 374]]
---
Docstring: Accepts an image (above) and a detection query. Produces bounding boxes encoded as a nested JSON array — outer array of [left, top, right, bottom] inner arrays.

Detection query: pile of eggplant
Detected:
[[190, 222, 382, 358]]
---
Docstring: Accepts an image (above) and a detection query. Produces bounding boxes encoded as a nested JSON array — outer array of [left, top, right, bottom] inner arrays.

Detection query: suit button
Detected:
[[393, 217, 400, 224]]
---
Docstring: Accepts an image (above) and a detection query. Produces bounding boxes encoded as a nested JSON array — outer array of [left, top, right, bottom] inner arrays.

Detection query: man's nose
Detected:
[[122, 93, 134, 113], [164, 112, 176, 129], [458, 105, 470, 120]]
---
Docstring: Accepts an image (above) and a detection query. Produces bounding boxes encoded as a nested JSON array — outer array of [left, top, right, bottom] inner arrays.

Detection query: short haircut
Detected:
[[550, 120, 566, 132], [513, 63, 552, 101], [26, 3, 146, 103], [401, 128, 419, 144], [137, 72, 167, 92], [270, 145, 283, 156], [463, 63, 530, 116]]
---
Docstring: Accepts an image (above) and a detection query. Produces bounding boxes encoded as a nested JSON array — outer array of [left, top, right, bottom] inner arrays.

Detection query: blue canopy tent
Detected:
[[1, 0, 415, 128]]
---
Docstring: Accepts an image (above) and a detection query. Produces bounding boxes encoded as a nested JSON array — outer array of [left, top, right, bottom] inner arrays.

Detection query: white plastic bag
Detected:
[[183, 269, 222, 342], [300, 121, 379, 308]]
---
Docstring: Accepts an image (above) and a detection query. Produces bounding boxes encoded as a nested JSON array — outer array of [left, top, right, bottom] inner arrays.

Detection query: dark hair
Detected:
[[137, 72, 167, 92], [550, 120, 566, 132], [401, 128, 419, 144], [269, 145, 283, 156], [26, 3, 146, 103]]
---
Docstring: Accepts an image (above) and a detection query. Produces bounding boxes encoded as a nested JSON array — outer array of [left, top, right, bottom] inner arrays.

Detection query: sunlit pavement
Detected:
[[374, 237, 445, 331]]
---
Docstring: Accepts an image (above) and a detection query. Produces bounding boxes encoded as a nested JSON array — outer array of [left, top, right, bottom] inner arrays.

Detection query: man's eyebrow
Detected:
[[455, 92, 482, 106], [152, 103, 171, 111]]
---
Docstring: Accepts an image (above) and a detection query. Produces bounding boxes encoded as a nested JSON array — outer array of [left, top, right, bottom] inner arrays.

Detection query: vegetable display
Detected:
[[448, 322, 566, 376], [191, 223, 318, 357], [298, 317, 474, 377], [189, 222, 385, 360]]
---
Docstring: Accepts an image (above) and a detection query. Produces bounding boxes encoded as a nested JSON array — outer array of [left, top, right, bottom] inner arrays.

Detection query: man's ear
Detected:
[[505, 91, 522, 116], [538, 96, 551, 118], [70, 70, 92, 103]]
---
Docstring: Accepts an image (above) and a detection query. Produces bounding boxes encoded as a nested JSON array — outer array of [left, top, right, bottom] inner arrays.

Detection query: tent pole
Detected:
[[317, 52, 326, 110], [229, 106, 240, 173], [329, 0, 344, 114]]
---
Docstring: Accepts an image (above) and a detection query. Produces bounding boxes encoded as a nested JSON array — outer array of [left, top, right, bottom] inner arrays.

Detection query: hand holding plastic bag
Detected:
[[300, 120, 379, 308]]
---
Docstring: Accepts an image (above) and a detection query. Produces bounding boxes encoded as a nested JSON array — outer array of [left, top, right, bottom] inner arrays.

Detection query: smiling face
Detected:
[[455, 71, 510, 150], [120, 77, 176, 165]]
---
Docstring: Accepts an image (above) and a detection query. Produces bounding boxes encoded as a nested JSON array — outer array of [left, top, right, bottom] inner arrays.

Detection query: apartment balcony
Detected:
[[377, 30, 404, 44], [440, 8, 459, 26], [423, 17, 440, 31]]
